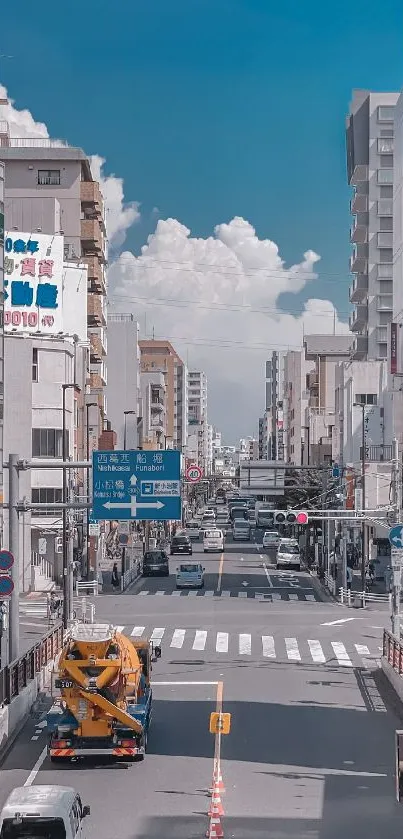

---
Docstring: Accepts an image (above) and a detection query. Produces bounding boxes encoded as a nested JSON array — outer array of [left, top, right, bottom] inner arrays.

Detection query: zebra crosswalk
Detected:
[[114, 625, 380, 668], [134, 589, 318, 602]]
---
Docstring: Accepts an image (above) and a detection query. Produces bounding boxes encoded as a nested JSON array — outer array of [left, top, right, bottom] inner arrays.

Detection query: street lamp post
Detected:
[[62, 383, 75, 630], [123, 410, 136, 451], [354, 402, 367, 595]]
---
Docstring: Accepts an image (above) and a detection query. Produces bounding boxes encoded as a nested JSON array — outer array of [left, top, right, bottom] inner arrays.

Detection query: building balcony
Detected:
[[349, 304, 368, 332], [90, 372, 103, 391], [90, 361, 107, 386], [351, 335, 368, 359], [350, 193, 368, 214], [377, 199, 393, 217], [377, 294, 393, 311], [377, 263, 393, 280], [81, 218, 104, 258], [85, 256, 106, 294], [81, 180, 103, 211], [151, 399, 165, 413], [377, 231, 393, 248], [349, 274, 368, 303], [349, 246, 368, 274], [89, 332, 103, 362], [377, 138, 394, 154], [359, 444, 393, 462], [150, 419, 165, 433], [350, 218, 368, 244], [88, 293, 106, 327], [377, 169, 393, 184], [350, 164, 368, 186]]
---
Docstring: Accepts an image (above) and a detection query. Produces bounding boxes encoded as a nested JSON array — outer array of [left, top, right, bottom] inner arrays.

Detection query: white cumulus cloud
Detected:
[[0, 84, 138, 248], [108, 217, 349, 440]]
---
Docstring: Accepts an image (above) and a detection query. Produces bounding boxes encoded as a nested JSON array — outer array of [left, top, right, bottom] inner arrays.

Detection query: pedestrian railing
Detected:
[[19, 596, 95, 622], [324, 573, 336, 595], [0, 623, 64, 706], [121, 561, 142, 591], [75, 580, 98, 596], [383, 629, 403, 675], [339, 587, 391, 607]]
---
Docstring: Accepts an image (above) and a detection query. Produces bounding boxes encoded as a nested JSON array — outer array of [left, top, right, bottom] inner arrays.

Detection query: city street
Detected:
[[0, 532, 401, 838]]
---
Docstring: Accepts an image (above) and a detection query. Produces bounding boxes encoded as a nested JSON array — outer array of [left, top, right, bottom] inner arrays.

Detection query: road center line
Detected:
[[262, 562, 273, 587], [216, 552, 224, 593]]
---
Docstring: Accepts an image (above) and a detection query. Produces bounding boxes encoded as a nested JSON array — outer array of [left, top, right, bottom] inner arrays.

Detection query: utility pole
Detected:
[[391, 438, 401, 636], [8, 453, 19, 662], [360, 404, 367, 594]]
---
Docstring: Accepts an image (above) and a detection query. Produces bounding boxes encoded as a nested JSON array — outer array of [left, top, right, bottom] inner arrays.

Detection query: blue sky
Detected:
[[1, 0, 403, 438]]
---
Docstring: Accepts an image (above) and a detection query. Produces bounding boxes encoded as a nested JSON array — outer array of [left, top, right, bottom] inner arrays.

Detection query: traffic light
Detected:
[[274, 511, 309, 525]]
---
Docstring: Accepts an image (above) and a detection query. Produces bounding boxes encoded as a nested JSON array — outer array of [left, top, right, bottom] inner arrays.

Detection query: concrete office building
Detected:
[[139, 340, 187, 451], [346, 90, 398, 362], [265, 351, 285, 460], [283, 351, 314, 465], [106, 314, 140, 450], [0, 114, 107, 445], [140, 370, 167, 449], [187, 370, 209, 472]]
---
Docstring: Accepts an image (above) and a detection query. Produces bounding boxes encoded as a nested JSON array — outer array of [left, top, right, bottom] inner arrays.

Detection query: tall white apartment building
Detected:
[[346, 90, 398, 362], [187, 370, 209, 472], [106, 314, 140, 449], [265, 351, 285, 460]]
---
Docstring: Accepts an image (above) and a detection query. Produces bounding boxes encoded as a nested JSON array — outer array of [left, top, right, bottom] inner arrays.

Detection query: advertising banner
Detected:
[[4, 231, 63, 334]]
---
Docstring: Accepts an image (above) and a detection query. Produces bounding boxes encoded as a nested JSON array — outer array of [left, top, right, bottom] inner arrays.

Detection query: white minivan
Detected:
[[203, 528, 224, 552], [0, 785, 91, 839]]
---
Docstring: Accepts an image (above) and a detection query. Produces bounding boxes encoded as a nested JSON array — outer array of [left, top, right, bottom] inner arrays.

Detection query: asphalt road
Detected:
[[1, 530, 401, 838]]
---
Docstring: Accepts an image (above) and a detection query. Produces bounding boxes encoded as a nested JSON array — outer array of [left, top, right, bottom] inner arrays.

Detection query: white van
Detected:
[[0, 785, 91, 839], [203, 528, 224, 553]]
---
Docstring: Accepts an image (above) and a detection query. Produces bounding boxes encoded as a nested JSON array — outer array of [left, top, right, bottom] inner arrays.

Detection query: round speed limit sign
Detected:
[[186, 464, 203, 483]]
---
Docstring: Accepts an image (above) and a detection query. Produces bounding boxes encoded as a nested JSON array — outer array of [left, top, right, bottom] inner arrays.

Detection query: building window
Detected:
[[32, 428, 69, 458], [377, 106, 395, 122], [32, 348, 38, 382], [31, 487, 63, 516], [38, 169, 61, 186], [355, 394, 377, 406]]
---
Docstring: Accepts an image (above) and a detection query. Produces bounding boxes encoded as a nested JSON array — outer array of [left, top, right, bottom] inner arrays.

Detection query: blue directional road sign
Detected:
[[389, 525, 403, 548], [92, 449, 182, 521], [0, 575, 14, 597]]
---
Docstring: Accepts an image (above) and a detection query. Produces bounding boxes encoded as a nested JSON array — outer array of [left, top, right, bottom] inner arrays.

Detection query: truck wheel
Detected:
[[50, 756, 66, 764]]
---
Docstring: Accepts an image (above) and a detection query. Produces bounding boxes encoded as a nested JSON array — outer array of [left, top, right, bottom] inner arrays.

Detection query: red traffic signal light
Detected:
[[296, 512, 309, 525], [274, 510, 308, 525]]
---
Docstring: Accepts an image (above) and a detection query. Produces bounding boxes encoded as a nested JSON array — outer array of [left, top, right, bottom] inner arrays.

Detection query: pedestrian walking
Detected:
[[111, 562, 119, 591], [346, 565, 353, 591]]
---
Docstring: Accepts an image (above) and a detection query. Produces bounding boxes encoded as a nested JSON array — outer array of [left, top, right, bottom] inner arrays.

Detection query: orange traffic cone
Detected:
[[208, 791, 224, 818], [214, 763, 225, 793], [209, 816, 224, 838]]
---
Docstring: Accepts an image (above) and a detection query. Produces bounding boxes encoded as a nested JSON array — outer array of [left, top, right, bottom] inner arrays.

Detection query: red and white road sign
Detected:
[[185, 464, 203, 483]]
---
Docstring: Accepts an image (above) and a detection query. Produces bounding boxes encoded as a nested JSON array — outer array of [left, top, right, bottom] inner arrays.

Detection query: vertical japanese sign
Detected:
[[4, 232, 63, 334], [390, 322, 398, 375]]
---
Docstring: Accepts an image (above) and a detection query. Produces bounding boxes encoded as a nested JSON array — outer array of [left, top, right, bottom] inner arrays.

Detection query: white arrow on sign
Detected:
[[103, 500, 164, 515], [130, 474, 137, 487]]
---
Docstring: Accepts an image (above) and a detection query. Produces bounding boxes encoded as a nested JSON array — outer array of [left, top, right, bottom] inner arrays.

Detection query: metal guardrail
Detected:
[[0, 624, 64, 707], [339, 587, 391, 606], [121, 562, 142, 591], [75, 580, 99, 596], [383, 629, 403, 675], [19, 596, 96, 623]]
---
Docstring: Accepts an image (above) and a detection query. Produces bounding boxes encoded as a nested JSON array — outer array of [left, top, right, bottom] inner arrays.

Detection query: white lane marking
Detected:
[[193, 630, 207, 650], [153, 681, 218, 685], [221, 590, 231, 597], [130, 626, 145, 637], [306, 594, 315, 601], [272, 592, 282, 600], [172, 590, 182, 596], [238, 591, 247, 598], [24, 747, 47, 786], [31, 735, 39, 741], [322, 618, 357, 626], [331, 641, 353, 667], [188, 590, 198, 597], [150, 627, 165, 642], [288, 593, 299, 600], [155, 591, 165, 596], [308, 640, 326, 663], [115, 625, 124, 633], [255, 593, 264, 601], [262, 636, 276, 658], [36, 721, 47, 729], [285, 637, 301, 661], [204, 590, 214, 597], [355, 644, 370, 656], [239, 634, 252, 655], [216, 632, 229, 653], [138, 590, 149, 596], [263, 562, 274, 587], [171, 629, 186, 649]]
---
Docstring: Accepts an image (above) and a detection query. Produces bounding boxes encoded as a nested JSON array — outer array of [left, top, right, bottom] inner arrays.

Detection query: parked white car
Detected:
[[262, 531, 280, 549], [276, 539, 301, 571], [0, 785, 91, 839]]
